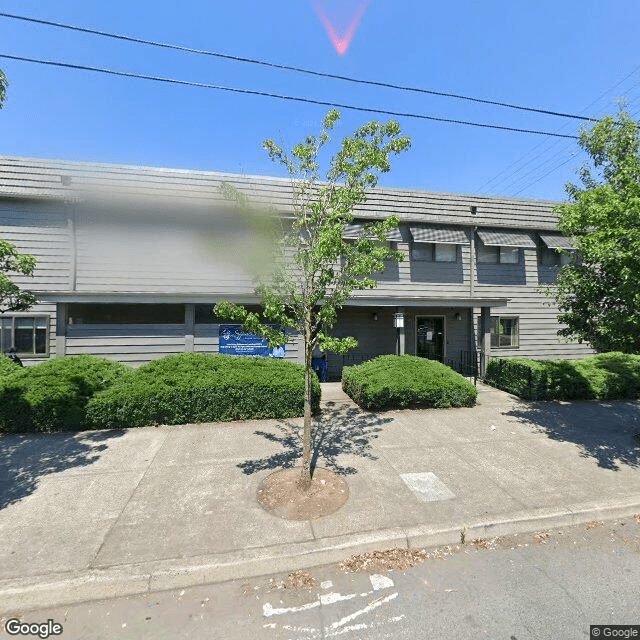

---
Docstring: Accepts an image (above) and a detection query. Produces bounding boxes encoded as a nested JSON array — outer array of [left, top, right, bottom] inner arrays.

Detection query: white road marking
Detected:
[[326, 622, 369, 637], [320, 580, 334, 590], [320, 591, 359, 605], [369, 574, 395, 591], [262, 600, 320, 617], [326, 592, 399, 631]]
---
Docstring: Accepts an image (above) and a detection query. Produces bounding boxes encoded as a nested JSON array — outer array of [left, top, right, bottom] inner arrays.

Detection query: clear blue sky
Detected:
[[0, 1, 639, 201]]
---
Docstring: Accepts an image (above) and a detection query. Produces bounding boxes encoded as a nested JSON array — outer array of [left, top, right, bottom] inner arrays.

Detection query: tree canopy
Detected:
[[214, 109, 411, 487], [553, 109, 640, 353]]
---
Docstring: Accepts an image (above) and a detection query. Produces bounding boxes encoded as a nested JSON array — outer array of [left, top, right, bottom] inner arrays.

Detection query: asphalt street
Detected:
[[3, 516, 639, 640]]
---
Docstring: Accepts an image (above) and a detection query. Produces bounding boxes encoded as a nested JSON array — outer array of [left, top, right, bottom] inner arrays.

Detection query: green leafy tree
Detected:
[[552, 109, 640, 353], [214, 110, 411, 489], [0, 240, 37, 313], [0, 70, 38, 314]]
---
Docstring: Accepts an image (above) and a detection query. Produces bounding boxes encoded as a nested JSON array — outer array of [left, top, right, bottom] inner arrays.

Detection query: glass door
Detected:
[[416, 316, 445, 362]]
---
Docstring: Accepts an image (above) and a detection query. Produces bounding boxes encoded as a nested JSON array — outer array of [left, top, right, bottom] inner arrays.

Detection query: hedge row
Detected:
[[484, 352, 640, 400], [86, 353, 320, 429], [0, 353, 320, 433], [0, 355, 129, 433], [342, 354, 478, 410]]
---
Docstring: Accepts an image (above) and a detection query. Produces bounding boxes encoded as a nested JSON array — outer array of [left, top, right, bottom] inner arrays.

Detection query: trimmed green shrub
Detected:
[[341, 355, 478, 410], [0, 355, 130, 433], [0, 355, 20, 379], [86, 353, 321, 429], [484, 352, 640, 401]]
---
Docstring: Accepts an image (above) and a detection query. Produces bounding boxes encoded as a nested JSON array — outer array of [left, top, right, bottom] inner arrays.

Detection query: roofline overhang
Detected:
[[35, 291, 510, 308]]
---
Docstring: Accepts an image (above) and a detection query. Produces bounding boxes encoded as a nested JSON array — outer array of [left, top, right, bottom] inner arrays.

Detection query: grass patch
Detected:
[[341, 354, 478, 410]]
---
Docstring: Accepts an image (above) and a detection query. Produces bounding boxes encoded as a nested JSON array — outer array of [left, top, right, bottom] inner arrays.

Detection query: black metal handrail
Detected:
[[445, 350, 485, 385]]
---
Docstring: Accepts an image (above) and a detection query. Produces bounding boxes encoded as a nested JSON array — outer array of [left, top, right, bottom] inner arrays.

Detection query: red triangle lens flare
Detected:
[[312, 0, 370, 55]]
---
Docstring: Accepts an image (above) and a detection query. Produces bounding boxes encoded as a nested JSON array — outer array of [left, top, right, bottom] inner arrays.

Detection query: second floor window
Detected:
[[412, 243, 457, 262], [540, 247, 573, 267], [477, 244, 520, 264]]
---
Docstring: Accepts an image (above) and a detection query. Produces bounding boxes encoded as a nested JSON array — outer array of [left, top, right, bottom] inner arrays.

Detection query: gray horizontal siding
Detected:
[[73, 216, 256, 294], [0, 201, 72, 291], [66, 324, 185, 366], [472, 247, 594, 360]]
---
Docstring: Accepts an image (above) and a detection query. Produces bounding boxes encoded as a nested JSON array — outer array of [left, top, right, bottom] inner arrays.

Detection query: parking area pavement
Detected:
[[0, 382, 638, 611]]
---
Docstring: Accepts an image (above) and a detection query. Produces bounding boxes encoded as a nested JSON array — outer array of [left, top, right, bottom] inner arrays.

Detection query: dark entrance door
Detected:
[[416, 317, 445, 362]]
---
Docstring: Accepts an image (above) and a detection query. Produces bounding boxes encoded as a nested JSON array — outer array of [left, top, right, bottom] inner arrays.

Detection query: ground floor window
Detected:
[[0, 316, 49, 356], [68, 303, 185, 324], [491, 316, 519, 348]]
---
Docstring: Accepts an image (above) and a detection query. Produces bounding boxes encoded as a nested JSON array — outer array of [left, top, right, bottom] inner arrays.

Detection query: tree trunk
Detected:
[[300, 313, 313, 491]]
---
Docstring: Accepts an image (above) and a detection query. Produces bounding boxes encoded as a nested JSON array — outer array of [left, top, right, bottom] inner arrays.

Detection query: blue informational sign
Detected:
[[218, 325, 286, 358]]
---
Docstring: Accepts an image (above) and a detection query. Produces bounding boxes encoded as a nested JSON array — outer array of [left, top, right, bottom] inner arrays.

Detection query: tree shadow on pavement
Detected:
[[237, 400, 395, 476], [505, 400, 640, 471], [0, 429, 126, 510]]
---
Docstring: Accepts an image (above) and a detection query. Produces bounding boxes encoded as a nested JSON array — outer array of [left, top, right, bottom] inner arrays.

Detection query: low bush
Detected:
[[86, 352, 321, 429], [0, 355, 20, 379], [484, 352, 640, 401], [0, 355, 130, 433], [341, 354, 478, 410]]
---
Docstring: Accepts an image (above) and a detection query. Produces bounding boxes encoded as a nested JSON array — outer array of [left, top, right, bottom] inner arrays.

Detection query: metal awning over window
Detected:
[[477, 230, 536, 248], [342, 223, 402, 242], [409, 225, 469, 244], [539, 233, 576, 250]]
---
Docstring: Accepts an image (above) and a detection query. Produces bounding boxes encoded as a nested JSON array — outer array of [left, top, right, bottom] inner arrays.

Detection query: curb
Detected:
[[1, 497, 639, 613]]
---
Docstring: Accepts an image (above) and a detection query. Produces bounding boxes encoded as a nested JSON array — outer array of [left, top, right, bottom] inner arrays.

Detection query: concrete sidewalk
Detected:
[[1, 382, 639, 611]]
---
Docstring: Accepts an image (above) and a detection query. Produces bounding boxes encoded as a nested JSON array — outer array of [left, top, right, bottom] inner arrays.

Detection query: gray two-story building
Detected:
[[0, 156, 593, 378]]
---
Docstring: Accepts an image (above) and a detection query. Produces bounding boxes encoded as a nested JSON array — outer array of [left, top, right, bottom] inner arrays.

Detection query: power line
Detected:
[[0, 11, 594, 123], [512, 156, 575, 196], [476, 63, 640, 194], [503, 84, 640, 195], [0, 53, 581, 139]]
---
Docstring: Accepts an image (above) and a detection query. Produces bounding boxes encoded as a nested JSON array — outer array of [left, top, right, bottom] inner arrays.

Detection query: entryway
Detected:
[[416, 316, 445, 363]]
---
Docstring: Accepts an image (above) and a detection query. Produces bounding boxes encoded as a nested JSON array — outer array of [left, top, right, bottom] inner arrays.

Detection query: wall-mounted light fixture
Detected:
[[372, 312, 378, 321], [454, 312, 462, 321], [393, 312, 404, 328]]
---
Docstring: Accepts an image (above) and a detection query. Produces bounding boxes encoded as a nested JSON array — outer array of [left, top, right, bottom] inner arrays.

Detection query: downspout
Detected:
[[469, 226, 477, 354], [70, 196, 78, 292]]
